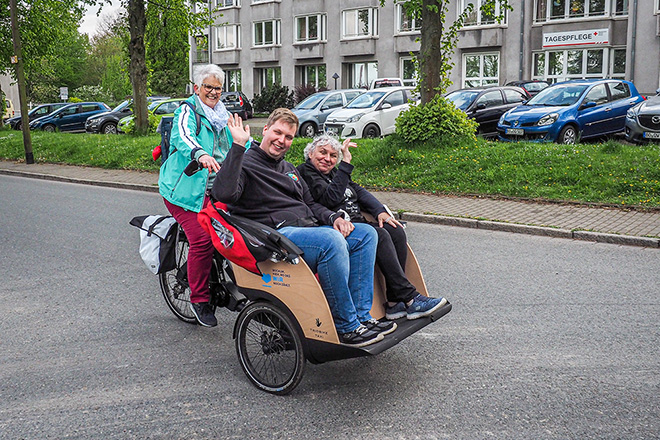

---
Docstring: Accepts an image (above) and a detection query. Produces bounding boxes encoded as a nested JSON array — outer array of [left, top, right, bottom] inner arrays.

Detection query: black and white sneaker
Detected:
[[190, 302, 218, 327], [362, 318, 397, 336], [339, 324, 384, 347]]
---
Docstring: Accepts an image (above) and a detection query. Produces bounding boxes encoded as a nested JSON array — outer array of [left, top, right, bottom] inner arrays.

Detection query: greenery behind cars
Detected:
[[0, 127, 658, 208]]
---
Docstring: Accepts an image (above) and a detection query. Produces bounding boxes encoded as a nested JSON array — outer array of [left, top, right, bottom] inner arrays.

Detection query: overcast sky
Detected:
[[79, 2, 123, 37]]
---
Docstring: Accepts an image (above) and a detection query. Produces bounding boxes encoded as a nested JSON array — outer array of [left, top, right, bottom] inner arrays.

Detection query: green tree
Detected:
[[146, 0, 190, 97], [381, 0, 511, 103]]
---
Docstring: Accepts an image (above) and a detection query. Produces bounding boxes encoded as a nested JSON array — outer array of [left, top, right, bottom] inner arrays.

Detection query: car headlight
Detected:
[[626, 107, 638, 120], [537, 113, 558, 126], [346, 113, 365, 123], [498, 114, 507, 125]]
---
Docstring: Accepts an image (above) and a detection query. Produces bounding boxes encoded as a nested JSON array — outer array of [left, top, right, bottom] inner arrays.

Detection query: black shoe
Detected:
[[190, 302, 217, 327], [362, 318, 397, 336], [339, 324, 384, 347]]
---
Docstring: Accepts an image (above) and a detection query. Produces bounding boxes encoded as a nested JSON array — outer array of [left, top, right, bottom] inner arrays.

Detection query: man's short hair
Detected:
[[267, 108, 299, 131]]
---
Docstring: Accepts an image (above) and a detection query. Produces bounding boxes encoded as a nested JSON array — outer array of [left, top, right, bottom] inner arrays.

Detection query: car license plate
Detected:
[[506, 128, 524, 136], [326, 126, 339, 135], [643, 132, 660, 139]]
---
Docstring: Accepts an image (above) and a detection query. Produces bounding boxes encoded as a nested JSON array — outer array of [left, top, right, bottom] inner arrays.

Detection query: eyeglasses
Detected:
[[201, 83, 222, 92]]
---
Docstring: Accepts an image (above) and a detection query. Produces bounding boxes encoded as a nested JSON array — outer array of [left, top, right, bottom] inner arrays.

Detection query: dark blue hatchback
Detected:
[[29, 102, 110, 133], [497, 79, 644, 144]]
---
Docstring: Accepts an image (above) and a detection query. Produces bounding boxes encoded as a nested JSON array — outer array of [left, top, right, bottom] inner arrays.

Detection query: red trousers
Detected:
[[163, 198, 213, 303]]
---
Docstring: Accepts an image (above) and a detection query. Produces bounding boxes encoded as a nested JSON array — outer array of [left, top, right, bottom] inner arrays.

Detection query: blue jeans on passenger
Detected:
[[278, 223, 377, 334]]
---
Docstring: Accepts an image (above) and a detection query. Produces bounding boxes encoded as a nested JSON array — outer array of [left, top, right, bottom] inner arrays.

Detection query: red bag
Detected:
[[198, 201, 303, 276]]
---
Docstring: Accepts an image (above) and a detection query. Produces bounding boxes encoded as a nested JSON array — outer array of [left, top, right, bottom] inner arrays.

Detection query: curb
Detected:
[[3, 167, 658, 249], [400, 212, 660, 249]]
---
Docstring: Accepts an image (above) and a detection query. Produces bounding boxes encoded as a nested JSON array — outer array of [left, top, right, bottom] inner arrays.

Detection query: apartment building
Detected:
[[189, 0, 660, 98]]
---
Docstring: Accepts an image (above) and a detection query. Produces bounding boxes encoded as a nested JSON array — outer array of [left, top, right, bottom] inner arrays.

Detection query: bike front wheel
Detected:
[[235, 302, 306, 395], [159, 228, 196, 323]]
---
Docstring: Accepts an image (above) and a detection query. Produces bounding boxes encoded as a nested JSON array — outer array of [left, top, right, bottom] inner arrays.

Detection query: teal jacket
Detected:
[[159, 94, 233, 212]]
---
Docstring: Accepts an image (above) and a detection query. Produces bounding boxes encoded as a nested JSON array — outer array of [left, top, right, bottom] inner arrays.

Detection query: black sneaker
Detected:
[[339, 324, 384, 347], [190, 302, 217, 327], [362, 318, 397, 336]]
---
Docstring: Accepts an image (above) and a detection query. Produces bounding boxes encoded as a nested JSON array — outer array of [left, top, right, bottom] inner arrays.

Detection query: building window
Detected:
[[397, 3, 421, 33], [342, 8, 378, 39], [193, 35, 209, 63], [400, 57, 417, 86], [215, 25, 241, 50], [462, 0, 506, 26], [298, 65, 327, 88], [463, 53, 499, 87], [295, 14, 326, 43], [535, 0, 619, 22], [532, 48, 623, 82], [224, 70, 242, 92], [346, 61, 378, 88], [611, 48, 626, 78], [216, 0, 240, 7], [256, 67, 281, 92], [253, 20, 280, 47]]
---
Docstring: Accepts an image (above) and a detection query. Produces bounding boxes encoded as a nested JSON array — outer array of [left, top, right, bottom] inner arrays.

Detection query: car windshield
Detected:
[[221, 94, 239, 103], [527, 84, 588, 106], [112, 100, 131, 112], [294, 94, 325, 110], [445, 90, 480, 111], [148, 101, 162, 111], [524, 82, 549, 92], [47, 106, 69, 117], [345, 91, 387, 109]]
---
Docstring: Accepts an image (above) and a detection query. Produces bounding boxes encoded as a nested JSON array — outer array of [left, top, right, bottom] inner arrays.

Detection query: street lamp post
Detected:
[[332, 73, 339, 90]]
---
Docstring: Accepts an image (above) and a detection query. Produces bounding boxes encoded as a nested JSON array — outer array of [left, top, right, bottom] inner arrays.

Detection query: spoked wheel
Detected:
[[158, 228, 196, 323], [235, 302, 305, 395]]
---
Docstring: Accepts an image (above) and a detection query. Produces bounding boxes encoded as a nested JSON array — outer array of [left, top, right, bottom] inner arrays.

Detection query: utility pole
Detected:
[[9, 0, 34, 164]]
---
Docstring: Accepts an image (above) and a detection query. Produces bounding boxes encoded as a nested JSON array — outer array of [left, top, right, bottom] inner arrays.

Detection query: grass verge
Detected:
[[1, 128, 659, 209]]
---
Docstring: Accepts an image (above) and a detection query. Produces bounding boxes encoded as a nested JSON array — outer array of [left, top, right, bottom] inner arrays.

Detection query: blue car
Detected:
[[497, 79, 644, 144], [29, 102, 110, 132]]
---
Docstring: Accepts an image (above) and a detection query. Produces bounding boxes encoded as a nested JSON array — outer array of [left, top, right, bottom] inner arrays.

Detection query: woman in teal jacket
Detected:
[[159, 64, 237, 327]]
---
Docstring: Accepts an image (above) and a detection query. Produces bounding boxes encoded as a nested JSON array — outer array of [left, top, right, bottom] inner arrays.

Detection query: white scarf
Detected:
[[198, 97, 230, 133]]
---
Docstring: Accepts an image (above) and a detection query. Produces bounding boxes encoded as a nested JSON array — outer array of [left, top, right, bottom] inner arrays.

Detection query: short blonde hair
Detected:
[[266, 108, 299, 130]]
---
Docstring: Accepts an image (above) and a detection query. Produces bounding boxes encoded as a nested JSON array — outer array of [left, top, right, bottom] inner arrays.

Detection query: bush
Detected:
[[71, 85, 114, 104], [122, 113, 159, 135], [252, 84, 295, 113], [294, 84, 328, 105], [396, 94, 478, 144]]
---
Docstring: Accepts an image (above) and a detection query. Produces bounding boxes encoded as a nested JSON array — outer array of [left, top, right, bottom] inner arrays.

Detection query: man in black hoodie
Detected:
[[211, 109, 396, 347]]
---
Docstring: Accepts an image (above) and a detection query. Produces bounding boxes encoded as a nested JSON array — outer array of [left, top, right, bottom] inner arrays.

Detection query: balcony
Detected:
[[251, 46, 280, 63], [339, 38, 376, 57], [192, 50, 209, 64], [293, 42, 325, 59]]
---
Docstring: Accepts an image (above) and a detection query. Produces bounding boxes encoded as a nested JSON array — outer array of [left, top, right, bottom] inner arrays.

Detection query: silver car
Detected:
[[292, 89, 365, 137], [625, 91, 660, 144]]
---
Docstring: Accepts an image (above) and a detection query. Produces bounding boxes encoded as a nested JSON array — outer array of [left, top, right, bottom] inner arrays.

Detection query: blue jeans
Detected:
[[278, 224, 377, 333]]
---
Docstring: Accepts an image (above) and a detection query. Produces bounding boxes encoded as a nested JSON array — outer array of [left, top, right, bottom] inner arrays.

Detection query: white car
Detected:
[[324, 86, 415, 138]]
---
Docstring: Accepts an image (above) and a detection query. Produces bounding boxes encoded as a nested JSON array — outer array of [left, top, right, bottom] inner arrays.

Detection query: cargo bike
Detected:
[[156, 202, 452, 395]]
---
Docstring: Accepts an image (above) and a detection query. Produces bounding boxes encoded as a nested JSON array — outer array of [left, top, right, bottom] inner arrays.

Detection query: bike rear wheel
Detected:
[[159, 228, 196, 323], [235, 302, 305, 395]]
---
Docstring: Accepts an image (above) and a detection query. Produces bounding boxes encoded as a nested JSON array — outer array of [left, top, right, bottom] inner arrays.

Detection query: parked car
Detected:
[[118, 98, 185, 133], [324, 86, 415, 138], [369, 78, 404, 89], [3, 98, 15, 120], [497, 79, 645, 144], [6, 103, 67, 130], [292, 89, 365, 137], [625, 94, 660, 144], [445, 86, 531, 138], [221, 91, 253, 120], [85, 100, 134, 134], [29, 102, 110, 132], [505, 80, 550, 97]]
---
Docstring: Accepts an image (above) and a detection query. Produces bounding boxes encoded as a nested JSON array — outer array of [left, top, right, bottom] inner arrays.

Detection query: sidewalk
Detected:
[[2, 159, 659, 248]]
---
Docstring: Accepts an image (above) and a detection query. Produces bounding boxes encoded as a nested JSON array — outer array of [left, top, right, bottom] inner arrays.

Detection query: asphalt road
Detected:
[[1, 175, 658, 439]]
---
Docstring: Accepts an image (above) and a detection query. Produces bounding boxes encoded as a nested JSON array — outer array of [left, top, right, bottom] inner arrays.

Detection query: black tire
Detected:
[[158, 228, 196, 323], [235, 302, 305, 395], [102, 122, 118, 134], [558, 125, 578, 144], [43, 124, 56, 133], [362, 124, 381, 138], [15, 122, 21, 131], [299, 122, 316, 138]]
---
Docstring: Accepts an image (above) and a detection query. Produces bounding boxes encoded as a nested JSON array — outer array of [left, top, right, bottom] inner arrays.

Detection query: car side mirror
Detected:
[[476, 103, 486, 110], [581, 101, 597, 110], [321, 105, 329, 111], [381, 103, 392, 110], [56, 114, 63, 119], [521, 100, 528, 105]]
